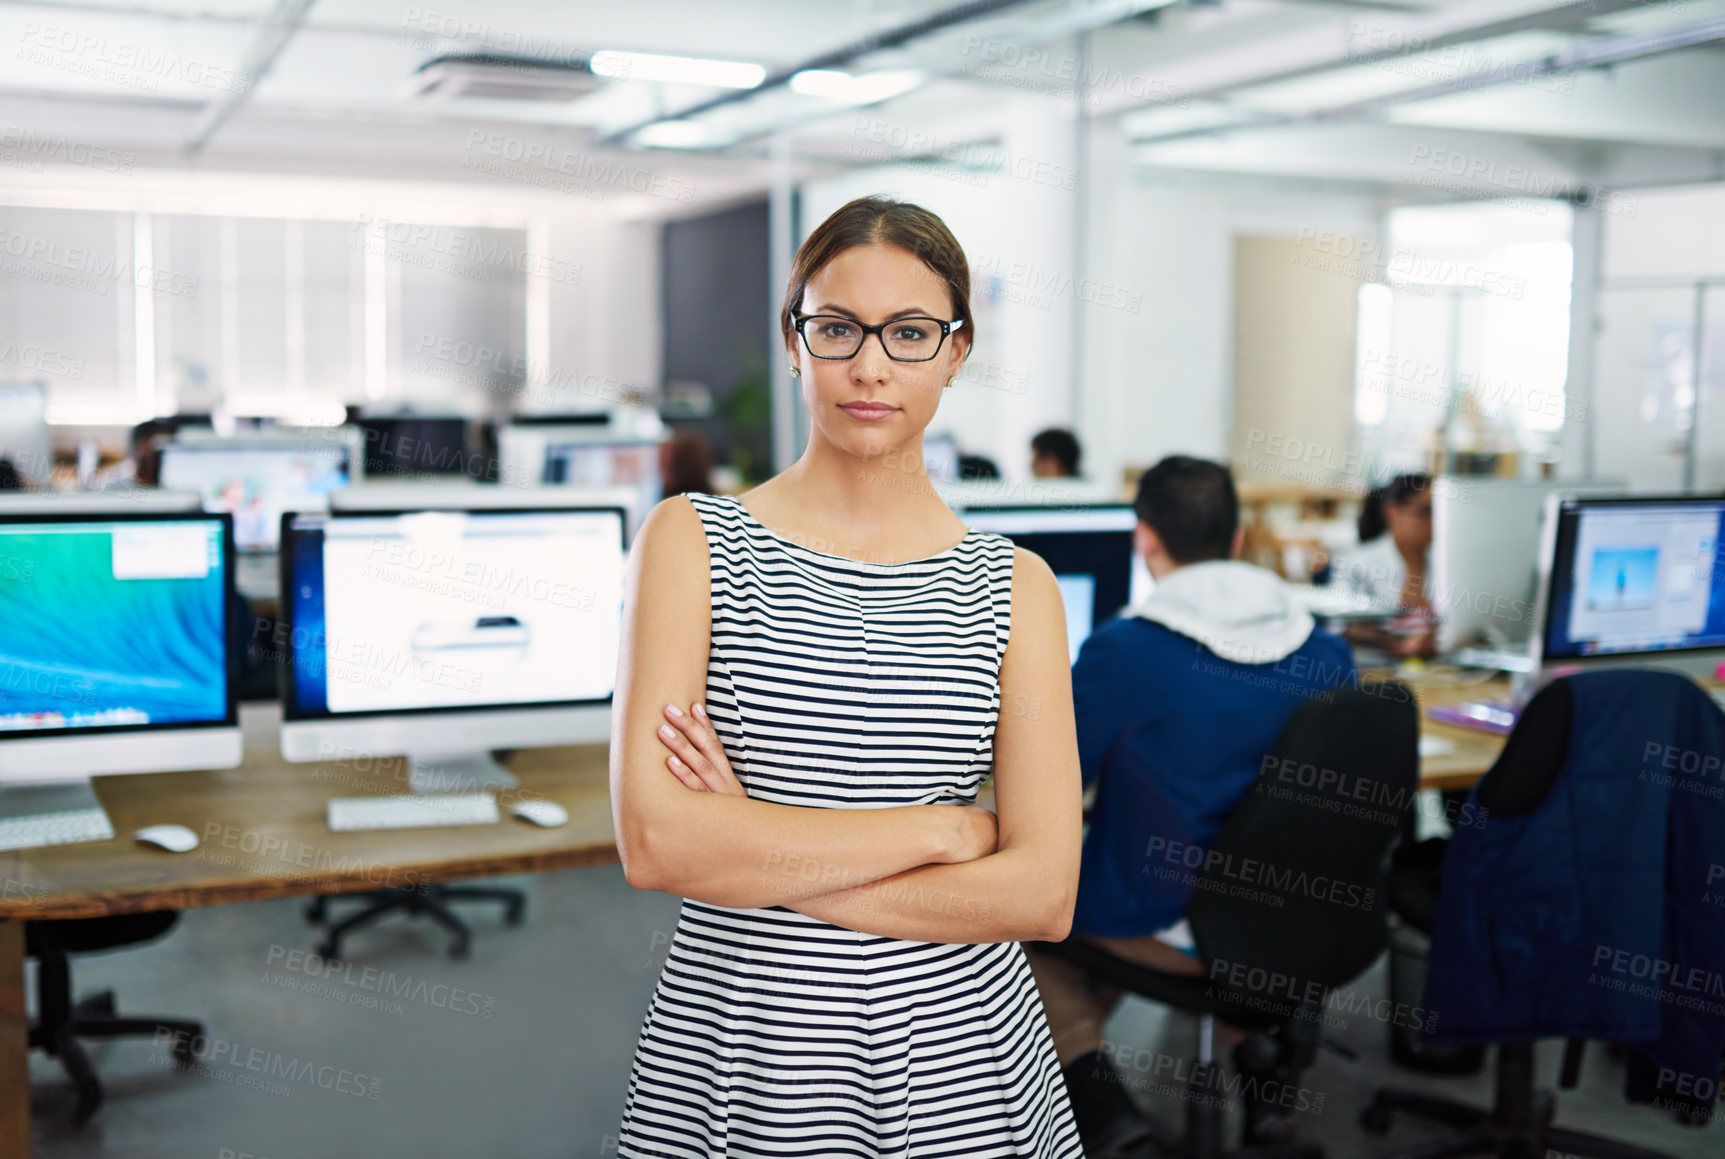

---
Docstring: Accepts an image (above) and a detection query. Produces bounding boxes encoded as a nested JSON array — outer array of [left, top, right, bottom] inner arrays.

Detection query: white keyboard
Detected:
[[326, 794, 500, 832], [0, 807, 116, 851]]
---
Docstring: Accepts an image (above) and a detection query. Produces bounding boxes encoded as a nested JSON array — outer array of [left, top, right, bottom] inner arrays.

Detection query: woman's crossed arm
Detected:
[[610, 496, 999, 910]]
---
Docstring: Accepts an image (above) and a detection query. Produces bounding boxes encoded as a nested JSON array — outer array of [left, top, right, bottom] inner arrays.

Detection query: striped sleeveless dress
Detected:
[[616, 491, 1083, 1159]]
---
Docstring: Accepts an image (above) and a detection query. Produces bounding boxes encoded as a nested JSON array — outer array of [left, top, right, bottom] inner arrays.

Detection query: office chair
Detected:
[[1361, 676, 1693, 1159], [304, 880, 525, 960], [28, 914, 202, 1126], [1032, 680, 1420, 1159]]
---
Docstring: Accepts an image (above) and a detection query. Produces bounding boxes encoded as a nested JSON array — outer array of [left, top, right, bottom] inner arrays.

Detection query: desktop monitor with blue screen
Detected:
[[159, 436, 356, 553], [958, 505, 1151, 664], [278, 504, 626, 790], [1535, 494, 1725, 675], [0, 511, 240, 841]]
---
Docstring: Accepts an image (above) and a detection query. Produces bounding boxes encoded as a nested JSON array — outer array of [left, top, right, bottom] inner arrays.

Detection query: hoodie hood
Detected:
[[1121, 559, 1315, 665]]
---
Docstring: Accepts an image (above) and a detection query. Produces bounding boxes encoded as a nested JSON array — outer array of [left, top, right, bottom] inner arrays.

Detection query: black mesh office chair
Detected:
[[304, 882, 525, 961], [1361, 678, 1689, 1159], [1032, 680, 1420, 1159], [28, 914, 202, 1126]]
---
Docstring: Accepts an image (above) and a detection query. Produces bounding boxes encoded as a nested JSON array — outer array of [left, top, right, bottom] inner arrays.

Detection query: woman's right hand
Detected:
[[938, 805, 999, 864]]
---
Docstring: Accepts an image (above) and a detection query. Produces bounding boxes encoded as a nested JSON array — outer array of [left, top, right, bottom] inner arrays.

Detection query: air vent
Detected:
[[406, 53, 605, 102]]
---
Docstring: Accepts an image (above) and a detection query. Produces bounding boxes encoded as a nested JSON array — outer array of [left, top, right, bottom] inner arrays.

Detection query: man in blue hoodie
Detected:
[[1026, 455, 1357, 1157]]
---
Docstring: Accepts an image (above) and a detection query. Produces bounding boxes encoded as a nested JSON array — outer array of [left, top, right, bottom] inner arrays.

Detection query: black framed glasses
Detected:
[[792, 313, 965, 362]]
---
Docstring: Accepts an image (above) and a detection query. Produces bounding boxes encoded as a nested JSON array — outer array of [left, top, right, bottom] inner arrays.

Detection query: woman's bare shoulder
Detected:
[[632, 494, 713, 575]]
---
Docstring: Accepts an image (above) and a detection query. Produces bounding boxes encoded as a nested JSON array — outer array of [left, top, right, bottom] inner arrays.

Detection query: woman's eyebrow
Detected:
[[808, 304, 939, 319]]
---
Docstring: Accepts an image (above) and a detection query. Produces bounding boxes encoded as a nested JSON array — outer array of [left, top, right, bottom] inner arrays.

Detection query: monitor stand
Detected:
[[405, 751, 516, 794]]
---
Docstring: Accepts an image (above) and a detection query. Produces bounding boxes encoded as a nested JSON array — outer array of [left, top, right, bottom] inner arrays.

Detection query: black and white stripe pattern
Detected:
[[616, 491, 1082, 1158]]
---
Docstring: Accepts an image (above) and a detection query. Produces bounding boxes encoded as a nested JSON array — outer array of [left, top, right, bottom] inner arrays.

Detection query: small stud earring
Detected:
[[789, 365, 801, 378]]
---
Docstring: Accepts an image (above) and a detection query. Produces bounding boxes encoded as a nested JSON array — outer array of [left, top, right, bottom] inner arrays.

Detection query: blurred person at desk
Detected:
[[1025, 455, 1357, 1154], [1327, 473, 1437, 660], [1031, 427, 1082, 479]]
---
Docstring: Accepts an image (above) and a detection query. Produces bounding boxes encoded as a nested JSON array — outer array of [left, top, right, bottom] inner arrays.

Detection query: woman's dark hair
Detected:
[[779, 196, 973, 360], [1134, 455, 1238, 565], [1357, 473, 1432, 542], [661, 431, 715, 497]]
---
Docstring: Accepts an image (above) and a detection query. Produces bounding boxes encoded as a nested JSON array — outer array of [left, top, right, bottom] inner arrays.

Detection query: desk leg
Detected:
[[0, 921, 28, 1155]]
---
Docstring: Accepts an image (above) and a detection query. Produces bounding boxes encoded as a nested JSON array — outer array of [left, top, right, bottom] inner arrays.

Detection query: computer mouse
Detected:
[[509, 800, 568, 828], [134, 824, 200, 853]]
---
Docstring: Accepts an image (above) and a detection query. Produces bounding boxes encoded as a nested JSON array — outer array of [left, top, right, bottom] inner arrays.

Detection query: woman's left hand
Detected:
[[657, 703, 747, 797]]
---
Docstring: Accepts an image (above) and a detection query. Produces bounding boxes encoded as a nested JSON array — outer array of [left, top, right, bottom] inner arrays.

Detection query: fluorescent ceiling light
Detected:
[[631, 119, 719, 148], [589, 50, 765, 89], [789, 69, 854, 97], [789, 68, 923, 103]]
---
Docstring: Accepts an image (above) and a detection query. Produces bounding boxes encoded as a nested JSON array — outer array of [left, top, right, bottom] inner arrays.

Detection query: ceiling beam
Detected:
[[184, 0, 318, 155], [1130, 10, 1725, 145]]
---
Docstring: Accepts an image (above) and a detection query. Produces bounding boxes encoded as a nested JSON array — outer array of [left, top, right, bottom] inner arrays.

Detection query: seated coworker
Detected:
[[1025, 455, 1356, 1155], [1329, 473, 1436, 659]]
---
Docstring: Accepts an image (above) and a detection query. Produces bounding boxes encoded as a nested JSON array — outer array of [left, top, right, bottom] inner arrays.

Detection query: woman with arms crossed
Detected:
[[610, 196, 1084, 1158]]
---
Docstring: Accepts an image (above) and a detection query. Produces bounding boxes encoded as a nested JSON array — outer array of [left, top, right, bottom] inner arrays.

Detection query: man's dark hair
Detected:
[[1133, 455, 1239, 565], [957, 453, 1000, 481], [0, 458, 21, 491], [1030, 428, 1081, 476]]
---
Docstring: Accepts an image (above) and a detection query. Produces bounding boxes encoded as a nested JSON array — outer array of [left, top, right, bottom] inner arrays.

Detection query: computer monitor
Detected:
[[0, 509, 240, 827], [934, 476, 1120, 510], [1532, 494, 1725, 678], [278, 501, 626, 790], [358, 415, 473, 478], [922, 435, 960, 483], [158, 431, 360, 553], [959, 504, 1151, 664], [0, 384, 51, 487], [1432, 477, 1625, 655]]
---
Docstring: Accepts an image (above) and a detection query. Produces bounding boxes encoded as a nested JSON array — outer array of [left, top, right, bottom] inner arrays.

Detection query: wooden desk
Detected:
[[0, 741, 618, 1154], [1412, 676, 1512, 791]]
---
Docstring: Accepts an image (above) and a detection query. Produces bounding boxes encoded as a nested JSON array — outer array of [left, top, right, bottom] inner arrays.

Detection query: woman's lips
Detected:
[[840, 403, 897, 419]]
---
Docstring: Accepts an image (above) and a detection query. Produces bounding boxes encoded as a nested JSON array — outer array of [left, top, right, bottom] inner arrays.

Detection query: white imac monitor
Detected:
[[158, 429, 361, 553], [1432, 477, 1626, 655], [959, 504, 1150, 664], [1532, 494, 1725, 680], [0, 510, 241, 829], [0, 384, 51, 487], [332, 481, 644, 545], [278, 501, 627, 790]]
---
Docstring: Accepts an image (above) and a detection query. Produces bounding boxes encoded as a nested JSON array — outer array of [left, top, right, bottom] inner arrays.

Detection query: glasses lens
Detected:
[[883, 319, 944, 361], [803, 317, 863, 358]]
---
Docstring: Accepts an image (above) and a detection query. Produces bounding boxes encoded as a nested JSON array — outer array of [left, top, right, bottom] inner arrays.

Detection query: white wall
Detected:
[[1592, 181, 1725, 490], [1079, 162, 1383, 494]]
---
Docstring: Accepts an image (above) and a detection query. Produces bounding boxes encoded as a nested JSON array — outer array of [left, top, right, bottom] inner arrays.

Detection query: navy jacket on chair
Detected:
[[1422, 669, 1725, 1106]]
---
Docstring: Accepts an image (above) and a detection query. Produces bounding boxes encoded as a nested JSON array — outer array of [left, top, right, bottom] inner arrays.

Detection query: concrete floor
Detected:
[[27, 862, 1720, 1158]]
